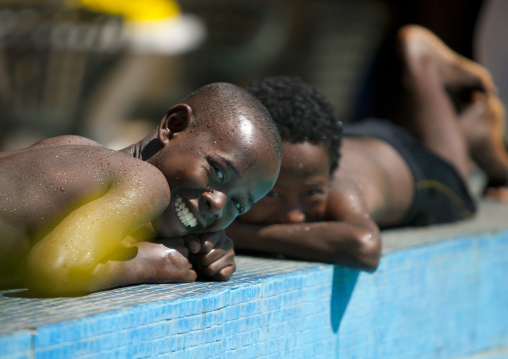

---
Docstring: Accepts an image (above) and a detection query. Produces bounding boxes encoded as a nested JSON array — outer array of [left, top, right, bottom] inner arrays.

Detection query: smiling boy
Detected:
[[227, 26, 508, 271], [0, 82, 281, 295]]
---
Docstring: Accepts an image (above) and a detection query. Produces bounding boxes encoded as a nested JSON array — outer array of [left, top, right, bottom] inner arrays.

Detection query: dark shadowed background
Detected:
[[2, 0, 504, 152]]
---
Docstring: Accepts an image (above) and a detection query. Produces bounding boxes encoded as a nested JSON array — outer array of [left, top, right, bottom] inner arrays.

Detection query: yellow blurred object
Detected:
[[69, 0, 181, 21]]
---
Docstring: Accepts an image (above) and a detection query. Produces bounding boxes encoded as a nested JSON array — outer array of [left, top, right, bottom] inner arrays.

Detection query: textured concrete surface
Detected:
[[382, 199, 508, 252], [0, 257, 323, 337]]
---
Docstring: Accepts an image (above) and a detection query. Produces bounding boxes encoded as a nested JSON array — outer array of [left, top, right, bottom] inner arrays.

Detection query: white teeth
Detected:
[[174, 194, 198, 228]]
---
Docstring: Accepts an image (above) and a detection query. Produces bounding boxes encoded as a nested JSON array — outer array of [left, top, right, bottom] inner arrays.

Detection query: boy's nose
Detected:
[[280, 209, 306, 224], [201, 190, 227, 219]]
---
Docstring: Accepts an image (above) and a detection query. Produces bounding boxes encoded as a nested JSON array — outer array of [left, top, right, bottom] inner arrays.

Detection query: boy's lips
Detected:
[[174, 194, 199, 229]]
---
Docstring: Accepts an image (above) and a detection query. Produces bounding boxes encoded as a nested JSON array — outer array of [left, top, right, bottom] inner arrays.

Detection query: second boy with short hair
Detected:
[[227, 25, 508, 271]]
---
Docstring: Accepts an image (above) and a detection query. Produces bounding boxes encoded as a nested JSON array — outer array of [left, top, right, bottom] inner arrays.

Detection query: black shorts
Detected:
[[343, 118, 476, 227]]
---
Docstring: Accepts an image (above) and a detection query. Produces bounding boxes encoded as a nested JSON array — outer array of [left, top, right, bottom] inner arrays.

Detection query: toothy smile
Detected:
[[175, 195, 198, 228]]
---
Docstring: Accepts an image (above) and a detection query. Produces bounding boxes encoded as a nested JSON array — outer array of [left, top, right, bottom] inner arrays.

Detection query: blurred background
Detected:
[[0, 0, 504, 151]]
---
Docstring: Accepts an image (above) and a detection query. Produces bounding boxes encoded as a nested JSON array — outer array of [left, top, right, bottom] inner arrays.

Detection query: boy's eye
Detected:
[[232, 198, 245, 213], [305, 189, 324, 197], [215, 167, 225, 182], [210, 161, 225, 183]]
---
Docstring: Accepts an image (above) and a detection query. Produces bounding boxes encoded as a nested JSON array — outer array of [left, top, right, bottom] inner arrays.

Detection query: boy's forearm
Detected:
[[25, 248, 145, 295], [83, 260, 143, 293], [88, 254, 184, 293], [227, 221, 381, 272], [26, 240, 196, 295]]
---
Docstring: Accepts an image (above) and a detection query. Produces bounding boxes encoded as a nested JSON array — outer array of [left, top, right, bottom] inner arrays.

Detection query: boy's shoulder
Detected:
[[0, 135, 103, 160], [0, 137, 170, 230], [28, 135, 104, 149], [0, 135, 164, 187]]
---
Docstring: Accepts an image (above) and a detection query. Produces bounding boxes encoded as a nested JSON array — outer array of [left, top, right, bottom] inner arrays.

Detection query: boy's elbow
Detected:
[[353, 229, 382, 272]]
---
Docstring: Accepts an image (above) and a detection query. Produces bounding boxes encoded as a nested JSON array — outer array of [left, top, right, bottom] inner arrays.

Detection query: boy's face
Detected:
[[152, 117, 280, 237], [239, 141, 331, 224]]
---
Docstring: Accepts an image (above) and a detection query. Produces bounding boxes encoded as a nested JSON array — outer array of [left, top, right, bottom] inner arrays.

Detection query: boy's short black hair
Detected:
[[184, 82, 282, 161], [245, 76, 343, 172]]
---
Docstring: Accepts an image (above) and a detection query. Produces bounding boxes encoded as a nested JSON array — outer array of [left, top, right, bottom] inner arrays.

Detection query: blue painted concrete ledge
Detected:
[[1, 200, 508, 358]]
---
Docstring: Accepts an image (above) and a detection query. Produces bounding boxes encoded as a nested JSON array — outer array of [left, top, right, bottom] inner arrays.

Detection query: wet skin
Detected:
[[238, 139, 413, 227], [229, 138, 414, 271], [230, 25, 508, 272], [151, 116, 279, 238], [0, 106, 279, 295], [239, 142, 331, 224]]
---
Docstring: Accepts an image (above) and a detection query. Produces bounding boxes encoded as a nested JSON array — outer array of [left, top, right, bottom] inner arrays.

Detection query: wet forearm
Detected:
[[88, 259, 149, 292], [25, 252, 143, 295], [26, 240, 195, 295], [227, 221, 381, 271]]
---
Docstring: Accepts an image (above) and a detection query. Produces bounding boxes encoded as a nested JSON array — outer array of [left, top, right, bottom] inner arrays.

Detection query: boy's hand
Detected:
[[135, 239, 197, 283], [184, 230, 236, 281]]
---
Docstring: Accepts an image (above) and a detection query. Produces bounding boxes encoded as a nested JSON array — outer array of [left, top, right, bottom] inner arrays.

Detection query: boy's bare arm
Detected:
[[24, 162, 195, 295], [88, 239, 197, 292], [227, 188, 381, 272]]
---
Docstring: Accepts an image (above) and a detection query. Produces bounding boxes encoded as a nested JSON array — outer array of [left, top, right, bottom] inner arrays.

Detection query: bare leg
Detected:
[[396, 25, 508, 195], [396, 25, 471, 182]]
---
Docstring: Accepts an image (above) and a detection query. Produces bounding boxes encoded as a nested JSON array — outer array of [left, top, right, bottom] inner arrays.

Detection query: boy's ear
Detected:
[[158, 104, 192, 145]]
